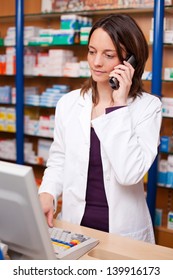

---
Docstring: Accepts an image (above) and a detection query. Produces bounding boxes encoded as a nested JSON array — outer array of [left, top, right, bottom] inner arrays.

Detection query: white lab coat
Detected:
[[39, 88, 162, 243]]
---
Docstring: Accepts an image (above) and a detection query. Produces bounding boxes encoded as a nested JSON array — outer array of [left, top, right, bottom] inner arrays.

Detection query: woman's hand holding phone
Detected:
[[109, 55, 136, 106]]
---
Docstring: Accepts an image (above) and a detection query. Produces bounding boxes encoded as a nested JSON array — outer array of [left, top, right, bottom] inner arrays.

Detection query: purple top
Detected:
[[80, 127, 109, 232], [81, 106, 124, 232]]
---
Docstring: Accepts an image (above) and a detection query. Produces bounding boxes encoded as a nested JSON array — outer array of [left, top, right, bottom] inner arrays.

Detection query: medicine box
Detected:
[[80, 27, 91, 45], [167, 211, 173, 229], [155, 208, 163, 226], [0, 38, 3, 46], [166, 155, 173, 188], [164, 68, 173, 80], [160, 136, 170, 152], [52, 30, 77, 45], [157, 159, 167, 187], [162, 97, 173, 117], [60, 15, 79, 30]]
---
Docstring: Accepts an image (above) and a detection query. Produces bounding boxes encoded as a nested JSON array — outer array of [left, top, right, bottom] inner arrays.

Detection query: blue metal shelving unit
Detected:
[[147, 0, 164, 224]]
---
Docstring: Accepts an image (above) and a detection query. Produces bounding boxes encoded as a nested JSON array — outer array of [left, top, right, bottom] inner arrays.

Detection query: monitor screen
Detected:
[[0, 161, 56, 260]]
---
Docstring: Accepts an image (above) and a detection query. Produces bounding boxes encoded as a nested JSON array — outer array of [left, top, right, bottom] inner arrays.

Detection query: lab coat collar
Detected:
[[77, 89, 133, 140], [78, 90, 92, 141]]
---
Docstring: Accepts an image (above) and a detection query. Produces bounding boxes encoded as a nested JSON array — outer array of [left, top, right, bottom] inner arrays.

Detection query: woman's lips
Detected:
[[92, 69, 106, 76]]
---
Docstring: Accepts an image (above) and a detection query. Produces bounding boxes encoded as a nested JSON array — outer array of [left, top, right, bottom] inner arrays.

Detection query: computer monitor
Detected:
[[0, 161, 56, 260]]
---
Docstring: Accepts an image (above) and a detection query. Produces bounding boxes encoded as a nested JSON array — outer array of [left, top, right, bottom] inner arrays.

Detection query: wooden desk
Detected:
[[54, 220, 173, 260]]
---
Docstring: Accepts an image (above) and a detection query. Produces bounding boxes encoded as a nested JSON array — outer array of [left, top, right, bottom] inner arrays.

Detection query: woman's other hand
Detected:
[[39, 192, 54, 228]]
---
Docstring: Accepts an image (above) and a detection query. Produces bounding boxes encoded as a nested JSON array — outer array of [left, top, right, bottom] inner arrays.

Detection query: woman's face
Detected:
[[87, 28, 121, 84]]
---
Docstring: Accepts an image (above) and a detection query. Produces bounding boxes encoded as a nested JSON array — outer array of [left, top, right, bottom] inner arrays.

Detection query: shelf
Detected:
[[163, 43, 173, 47], [1, 43, 173, 49], [0, 157, 16, 163], [24, 161, 46, 168], [24, 133, 53, 139], [165, 5, 173, 14], [0, 73, 156, 80], [0, 43, 87, 48], [34, 7, 155, 17], [0, 15, 15, 23], [155, 225, 173, 233], [162, 115, 173, 119], [25, 75, 88, 79], [0, 74, 88, 79], [0, 103, 15, 106], [155, 225, 173, 248], [25, 104, 56, 109], [0, 74, 15, 77], [148, 43, 173, 47], [157, 184, 173, 190], [2, 42, 172, 48], [23, 7, 155, 19], [0, 130, 15, 135], [0, 103, 56, 109], [0, 7, 155, 23], [162, 79, 173, 82], [3, 41, 173, 52]]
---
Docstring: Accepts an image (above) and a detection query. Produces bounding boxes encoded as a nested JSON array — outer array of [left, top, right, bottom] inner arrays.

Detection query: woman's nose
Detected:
[[93, 54, 103, 66]]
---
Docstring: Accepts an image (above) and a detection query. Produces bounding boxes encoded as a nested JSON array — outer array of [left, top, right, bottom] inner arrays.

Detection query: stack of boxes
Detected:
[[24, 111, 54, 138], [0, 86, 12, 104], [150, 16, 173, 45], [24, 48, 90, 77], [25, 139, 52, 165], [162, 97, 173, 118], [28, 14, 92, 46], [1, 14, 92, 77], [150, 17, 173, 82], [157, 156, 173, 188], [0, 107, 16, 132], [0, 55, 6, 74], [4, 26, 41, 46], [5, 47, 15, 75], [34, 49, 75, 77], [0, 139, 16, 160], [149, 14, 173, 83], [158, 134, 173, 188], [0, 139, 52, 165], [0, 85, 70, 107], [41, 0, 173, 13]]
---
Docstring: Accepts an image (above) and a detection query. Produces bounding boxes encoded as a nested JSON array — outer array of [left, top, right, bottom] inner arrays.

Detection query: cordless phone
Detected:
[[109, 54, 137, 90]]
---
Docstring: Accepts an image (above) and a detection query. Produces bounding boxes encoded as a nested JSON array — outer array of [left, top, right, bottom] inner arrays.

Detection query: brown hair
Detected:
[[80, 14, 149, 104]]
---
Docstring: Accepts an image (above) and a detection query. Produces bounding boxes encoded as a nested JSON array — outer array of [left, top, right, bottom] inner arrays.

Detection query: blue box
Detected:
[[160, 136, 170, 152], [154, 208, 163, 226]]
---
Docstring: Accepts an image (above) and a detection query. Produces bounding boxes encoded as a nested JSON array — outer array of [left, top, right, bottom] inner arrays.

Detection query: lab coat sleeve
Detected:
[[38, 98, 65, 207], [91, 96, 162, 185]]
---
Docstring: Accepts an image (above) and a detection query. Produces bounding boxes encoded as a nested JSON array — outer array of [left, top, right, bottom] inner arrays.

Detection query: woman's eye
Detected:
[[105, 54, 114, 59], [88, 50, 95, 55]]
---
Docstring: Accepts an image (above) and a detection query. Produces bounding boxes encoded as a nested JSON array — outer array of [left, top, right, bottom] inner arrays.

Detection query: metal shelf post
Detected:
[[15, 0, 24, 164], [147, 0, 164, 224]]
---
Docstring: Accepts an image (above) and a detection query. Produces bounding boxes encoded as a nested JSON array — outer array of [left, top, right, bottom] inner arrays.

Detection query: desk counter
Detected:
[[54, 220, 173, 260]]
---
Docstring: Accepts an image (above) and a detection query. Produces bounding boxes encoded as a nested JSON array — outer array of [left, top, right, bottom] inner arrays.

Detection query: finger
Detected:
[[110, 68, 130, 83], [47, 209, 54, 228], [123, 60, 135, 72]]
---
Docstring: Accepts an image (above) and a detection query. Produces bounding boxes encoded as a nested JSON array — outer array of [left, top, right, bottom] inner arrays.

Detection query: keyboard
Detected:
[[49, 227, 99, 260]]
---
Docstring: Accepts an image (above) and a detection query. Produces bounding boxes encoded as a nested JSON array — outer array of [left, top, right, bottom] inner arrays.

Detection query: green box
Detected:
[[0, 38, 4, 46]]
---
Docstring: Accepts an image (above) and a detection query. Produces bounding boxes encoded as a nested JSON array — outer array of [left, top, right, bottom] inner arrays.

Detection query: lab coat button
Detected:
[[106, 176, 110, 181]]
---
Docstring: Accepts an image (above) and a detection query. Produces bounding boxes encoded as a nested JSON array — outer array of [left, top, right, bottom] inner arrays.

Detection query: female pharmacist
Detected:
[[39, 14, 162, 243]]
